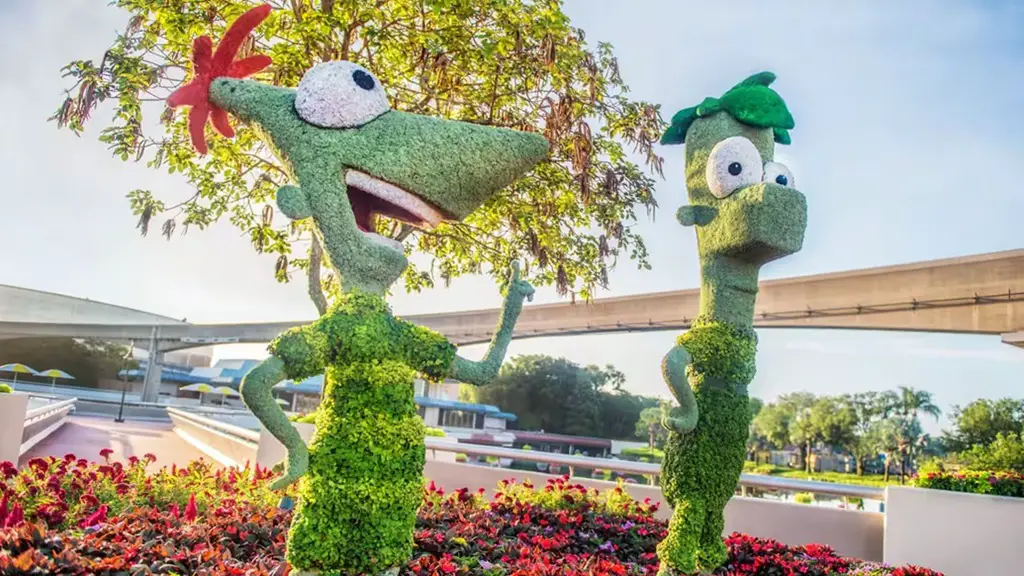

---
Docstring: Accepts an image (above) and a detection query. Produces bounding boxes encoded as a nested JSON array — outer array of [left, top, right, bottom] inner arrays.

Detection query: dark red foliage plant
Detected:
[[0, 455, 943, 576]]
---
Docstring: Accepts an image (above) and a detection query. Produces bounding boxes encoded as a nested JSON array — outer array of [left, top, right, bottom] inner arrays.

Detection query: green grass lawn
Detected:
[[743, 462, 905, 487]]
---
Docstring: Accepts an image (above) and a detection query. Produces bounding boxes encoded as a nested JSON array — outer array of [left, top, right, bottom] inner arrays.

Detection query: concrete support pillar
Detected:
[[140, 327, 162, 403]]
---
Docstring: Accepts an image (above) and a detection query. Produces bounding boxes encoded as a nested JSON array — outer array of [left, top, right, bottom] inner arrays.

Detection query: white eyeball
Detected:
[[763, 162, 795, 188], [294, 61, 390, 128], [705, 136, 763, 198]]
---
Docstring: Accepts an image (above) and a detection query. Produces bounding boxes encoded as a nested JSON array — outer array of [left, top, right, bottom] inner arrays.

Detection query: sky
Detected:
[[2, 0, 1023, 435]]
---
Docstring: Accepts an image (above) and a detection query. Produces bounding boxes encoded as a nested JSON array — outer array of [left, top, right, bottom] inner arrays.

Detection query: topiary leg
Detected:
[[695, 505, 728, 571], [656, 495, 705, 575]]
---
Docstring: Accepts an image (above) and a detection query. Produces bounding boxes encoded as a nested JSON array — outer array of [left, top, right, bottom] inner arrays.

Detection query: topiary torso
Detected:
[[661, 320, 754, 498], [657, 319, 756, 572], [269, 291, 455, 575]]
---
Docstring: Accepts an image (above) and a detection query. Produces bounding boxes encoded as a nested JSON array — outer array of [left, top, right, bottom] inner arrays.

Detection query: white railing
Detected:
[[166, 407, 261, 444], [19, 397, 77, 456], [165, 409, 884, 502], [427, 437, 885, 500], [24, 398, 77, 427]]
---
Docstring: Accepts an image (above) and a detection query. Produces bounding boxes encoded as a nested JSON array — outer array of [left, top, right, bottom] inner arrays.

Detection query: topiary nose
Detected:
[[348, 111, 550, 219]]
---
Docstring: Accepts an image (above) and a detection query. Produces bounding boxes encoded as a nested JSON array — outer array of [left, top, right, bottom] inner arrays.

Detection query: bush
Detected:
[[914, 470, 1024, 498], [288, 412, 317, 424], [751, 463, 780, 475], [619, 446, 664, 462], [793, 492, 814, 504], [956, 432, 1024, 474], [424, 427, 446, 437], [0, 384, 11, 394]]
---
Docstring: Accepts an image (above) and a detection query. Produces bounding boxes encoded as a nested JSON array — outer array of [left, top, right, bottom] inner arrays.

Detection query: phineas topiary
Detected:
[[165, 5, 548, 576]]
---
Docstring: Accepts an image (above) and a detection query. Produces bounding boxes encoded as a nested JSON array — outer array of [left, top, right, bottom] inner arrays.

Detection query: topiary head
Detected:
[[168, 5, 549, 294], [662, 72, 806, 270]]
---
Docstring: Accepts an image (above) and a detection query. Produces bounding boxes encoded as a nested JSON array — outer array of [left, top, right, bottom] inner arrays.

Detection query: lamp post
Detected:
[[114, 340, 134, 424]]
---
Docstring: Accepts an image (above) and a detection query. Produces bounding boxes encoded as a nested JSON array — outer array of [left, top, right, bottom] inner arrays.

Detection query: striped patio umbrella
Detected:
[[0, 363, 38, 389], [37, 368, 74, 393], [181, 382, 215, 403]]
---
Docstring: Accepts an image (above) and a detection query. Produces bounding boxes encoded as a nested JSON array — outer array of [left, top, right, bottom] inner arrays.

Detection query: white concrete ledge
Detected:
[[884, 485, 1024, 576]]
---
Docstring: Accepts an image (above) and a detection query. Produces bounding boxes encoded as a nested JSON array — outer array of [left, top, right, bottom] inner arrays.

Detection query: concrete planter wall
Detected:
[[0, 393, 29, 464], [884, 485, 1024, 576], [427, 436, 458, 463], [256, 422, 316, 469]]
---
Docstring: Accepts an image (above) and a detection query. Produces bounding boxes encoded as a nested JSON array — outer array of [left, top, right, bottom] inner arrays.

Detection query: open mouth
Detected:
[[344, 170, 448, 251]]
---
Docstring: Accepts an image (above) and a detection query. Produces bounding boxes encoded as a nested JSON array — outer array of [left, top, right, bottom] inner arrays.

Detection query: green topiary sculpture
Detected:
[[655, 72, 807, 575], [165, 6, 547, 576]]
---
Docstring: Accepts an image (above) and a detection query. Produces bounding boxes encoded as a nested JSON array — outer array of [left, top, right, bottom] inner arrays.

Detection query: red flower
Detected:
[[99, 448, 114, 462], [184, 493, 198, 522], [166, 4, 274, 154]]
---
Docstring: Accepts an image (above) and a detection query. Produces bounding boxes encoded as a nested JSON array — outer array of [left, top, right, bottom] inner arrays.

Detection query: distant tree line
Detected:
[[473, 354, 661, 440], [748, 387, 943, 482], [0, 338, 136, 388]]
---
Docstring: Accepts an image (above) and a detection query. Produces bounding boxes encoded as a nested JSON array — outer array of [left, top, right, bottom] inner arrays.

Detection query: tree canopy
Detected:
[[942, 398, 1024, 453], [52, 0, 666, 309], [475, 354, 658, 439]]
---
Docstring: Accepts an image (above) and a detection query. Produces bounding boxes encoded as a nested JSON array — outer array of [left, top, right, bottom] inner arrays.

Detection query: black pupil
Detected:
[[727, 162, 742, 176], [775, 174, 788, 186], [352, 70, 375, 90]]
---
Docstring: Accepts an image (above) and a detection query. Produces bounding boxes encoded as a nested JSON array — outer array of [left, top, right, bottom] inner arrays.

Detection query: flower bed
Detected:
[[913, 470, 1024, 498], [0, 452, 942, 575]]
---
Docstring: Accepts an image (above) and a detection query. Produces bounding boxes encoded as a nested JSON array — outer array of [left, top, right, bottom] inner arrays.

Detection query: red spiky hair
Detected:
[[166, 4, 273, 155]]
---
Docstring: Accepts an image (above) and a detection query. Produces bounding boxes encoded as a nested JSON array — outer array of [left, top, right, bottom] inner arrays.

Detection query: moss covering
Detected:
[[655, 73, 807, 575], [268, 291, 456, 575]]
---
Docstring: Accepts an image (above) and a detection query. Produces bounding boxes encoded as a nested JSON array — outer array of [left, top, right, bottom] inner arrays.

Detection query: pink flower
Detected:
[[79, 504, 108, 528]]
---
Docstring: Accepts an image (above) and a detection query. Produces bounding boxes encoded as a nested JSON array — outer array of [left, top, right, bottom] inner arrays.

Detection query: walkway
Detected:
[[19, 415, 205, 468]]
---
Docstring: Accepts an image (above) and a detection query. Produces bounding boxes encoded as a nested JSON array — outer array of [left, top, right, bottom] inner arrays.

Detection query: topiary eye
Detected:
[[762, 162, 795, 189], [352, 70, 375, 91], [705, 136, 762, 198], [295, 61, 390, 128]]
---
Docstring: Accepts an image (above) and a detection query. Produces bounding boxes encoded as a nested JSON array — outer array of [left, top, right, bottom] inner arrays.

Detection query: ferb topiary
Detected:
[[165, 6, 547, 575], [656, 72, 807, 575]]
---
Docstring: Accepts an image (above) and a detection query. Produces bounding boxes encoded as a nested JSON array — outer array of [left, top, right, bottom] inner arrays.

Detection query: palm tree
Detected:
[[895, 386, 942, 422], [889, 387, 940, 482]]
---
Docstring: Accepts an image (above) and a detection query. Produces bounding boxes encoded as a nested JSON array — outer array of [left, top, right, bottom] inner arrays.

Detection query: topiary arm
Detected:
[[661, 345, 698, 433], [241, 325, 328, 491], [450, 261, 534, 386], [240, 357, 307, 490]]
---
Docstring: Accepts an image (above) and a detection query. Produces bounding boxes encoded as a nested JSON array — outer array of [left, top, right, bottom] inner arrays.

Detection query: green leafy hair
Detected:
[[660, 71, 795, 146]]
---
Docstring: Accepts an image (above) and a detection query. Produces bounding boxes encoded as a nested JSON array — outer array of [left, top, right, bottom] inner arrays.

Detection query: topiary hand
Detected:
[[271, 442, 309, 491], [504, 260, 535, 304], [450, 261, 533, 386]]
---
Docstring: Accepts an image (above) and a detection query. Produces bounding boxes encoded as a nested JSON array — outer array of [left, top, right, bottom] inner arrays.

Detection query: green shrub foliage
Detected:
[[267, 291, 455, 574]]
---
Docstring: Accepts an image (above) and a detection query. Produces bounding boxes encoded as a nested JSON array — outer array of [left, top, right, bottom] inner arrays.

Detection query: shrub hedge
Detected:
[[913, 470, 1024, 498]]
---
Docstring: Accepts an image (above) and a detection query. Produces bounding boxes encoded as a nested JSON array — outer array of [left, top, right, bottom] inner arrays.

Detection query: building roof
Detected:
[[511, 431, 613, 449], [122, 359, 517, 420]]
